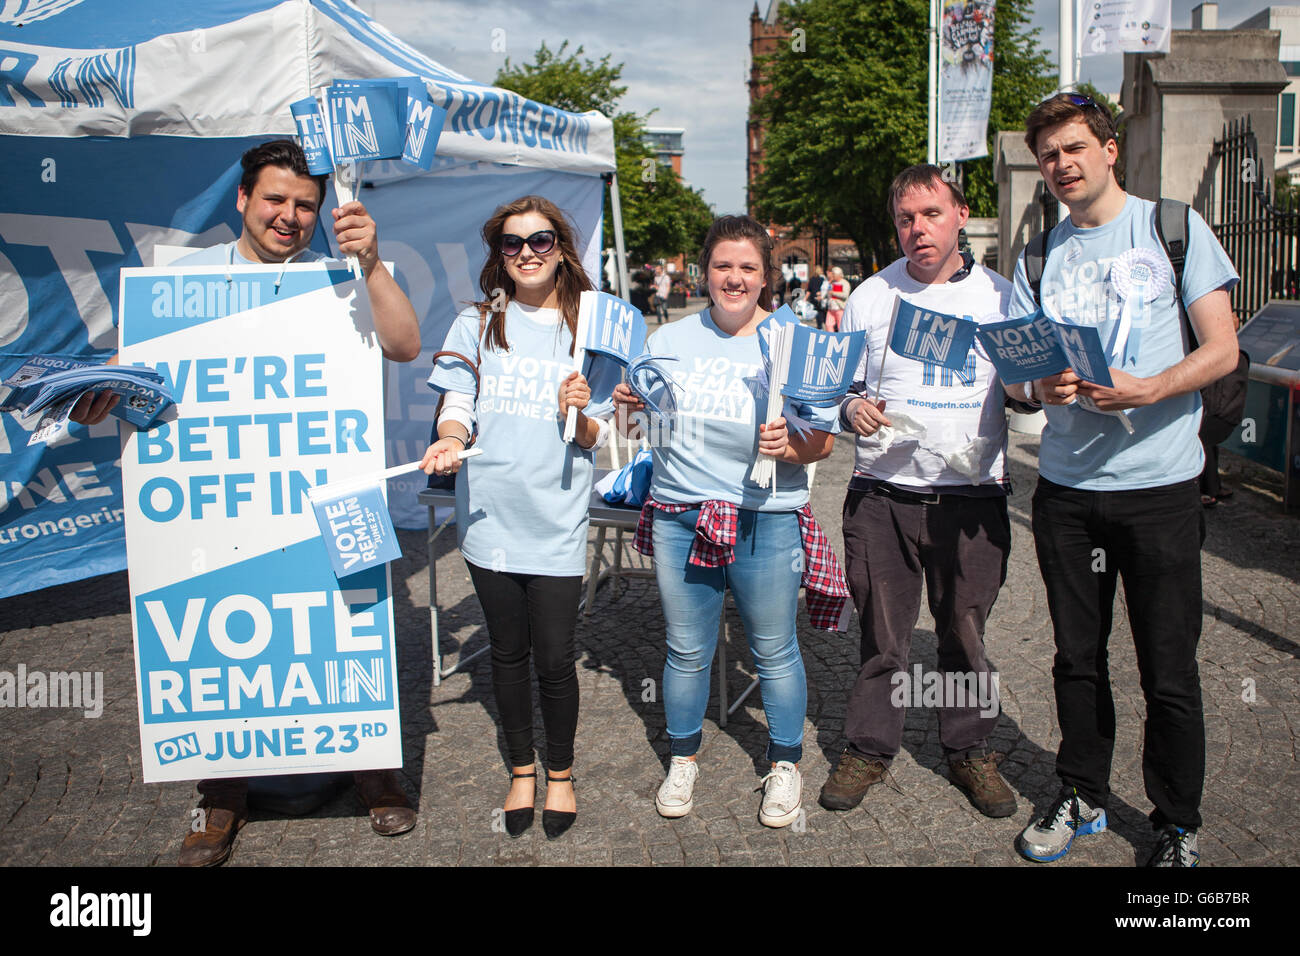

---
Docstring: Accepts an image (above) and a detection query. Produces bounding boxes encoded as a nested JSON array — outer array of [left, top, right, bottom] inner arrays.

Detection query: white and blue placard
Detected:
[[118, 262, 400, 783], [580, 291, 646, 367], [779, 325, 868, 407], [309, 482, 402, 580], [290, 96, 334, 175], [976, 311, 1114, 387], [327, 80, 406, 163], [888, 299, 979, 371]]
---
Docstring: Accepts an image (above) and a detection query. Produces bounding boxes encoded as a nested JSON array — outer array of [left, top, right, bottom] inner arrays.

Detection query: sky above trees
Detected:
[[361, 0, 1286, 214]]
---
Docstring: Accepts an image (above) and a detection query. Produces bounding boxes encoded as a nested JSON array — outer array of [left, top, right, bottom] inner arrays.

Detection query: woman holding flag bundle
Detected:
[[421, 195, 617, 840], [613, 214, 849, 827]]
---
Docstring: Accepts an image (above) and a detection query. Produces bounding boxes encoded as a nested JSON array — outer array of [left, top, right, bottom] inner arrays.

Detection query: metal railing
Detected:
[[1211, 116, 1300, 323]]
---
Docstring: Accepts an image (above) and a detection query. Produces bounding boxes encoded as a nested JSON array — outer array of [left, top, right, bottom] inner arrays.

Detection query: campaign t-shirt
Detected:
[[842, 259, 1011, 489], [1009, 195, 1239, 491], [428, 302, 619, 576], [172, 241, 326, 267], [643, 309, 841, 512]]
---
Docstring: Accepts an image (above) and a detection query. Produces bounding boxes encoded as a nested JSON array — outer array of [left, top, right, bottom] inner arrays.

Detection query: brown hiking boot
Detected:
[[178, 803, 247, 867], [949, 752, 1017, 818], [818, 750, 888, 811]]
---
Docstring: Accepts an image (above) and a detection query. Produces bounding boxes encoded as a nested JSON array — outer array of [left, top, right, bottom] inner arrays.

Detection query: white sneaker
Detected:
[[759, 761, 802, 828], [655, 756, 699, 818]]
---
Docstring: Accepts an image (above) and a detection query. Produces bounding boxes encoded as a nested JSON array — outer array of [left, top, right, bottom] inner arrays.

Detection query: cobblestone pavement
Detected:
[[2, 390, 1297, 867]]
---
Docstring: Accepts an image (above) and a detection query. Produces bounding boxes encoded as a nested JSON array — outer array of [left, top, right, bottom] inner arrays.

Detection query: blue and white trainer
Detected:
[[1016, 786, 1107, 862], [1146, 824, 1199, 867]]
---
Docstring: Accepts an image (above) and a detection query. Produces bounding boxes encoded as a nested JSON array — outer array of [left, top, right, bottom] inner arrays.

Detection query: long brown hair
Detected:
[[476, 195, 591, 355], [696, 215, 775, 312]]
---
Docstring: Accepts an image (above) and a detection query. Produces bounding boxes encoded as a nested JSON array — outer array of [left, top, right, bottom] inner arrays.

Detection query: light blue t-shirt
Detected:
[[171, 241, 326, 267], [643, 309, 841, 512], [428, 302, 619, 576], [1009, 195, 1238, 490]]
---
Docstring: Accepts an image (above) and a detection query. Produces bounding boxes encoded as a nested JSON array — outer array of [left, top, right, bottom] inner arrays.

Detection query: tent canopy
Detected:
[[0, 0, 615, 173]]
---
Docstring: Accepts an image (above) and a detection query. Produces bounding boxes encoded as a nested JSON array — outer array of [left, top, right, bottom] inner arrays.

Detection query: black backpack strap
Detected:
[[1024, 227, 1049, 308], [1153, 197, 1193, 347]]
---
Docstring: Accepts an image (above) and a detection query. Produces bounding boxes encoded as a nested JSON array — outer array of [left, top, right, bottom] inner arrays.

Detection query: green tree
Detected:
[[495, 41, 713, 265], [751, 0, 1054, 269]]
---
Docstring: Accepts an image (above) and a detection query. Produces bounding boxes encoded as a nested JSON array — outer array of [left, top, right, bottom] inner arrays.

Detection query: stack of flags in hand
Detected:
[[290, 76, 448, 277], [0, 356, 174, 446], [751, 306, 867, 488]]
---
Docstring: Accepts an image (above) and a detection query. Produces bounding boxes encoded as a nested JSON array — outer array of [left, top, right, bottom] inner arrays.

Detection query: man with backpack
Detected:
[[1010, 94, 1240, 867]]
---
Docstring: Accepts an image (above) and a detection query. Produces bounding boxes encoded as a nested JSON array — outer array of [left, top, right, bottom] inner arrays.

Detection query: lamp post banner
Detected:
[[938, 0, 996, 162], [118, 262, 400, 783]]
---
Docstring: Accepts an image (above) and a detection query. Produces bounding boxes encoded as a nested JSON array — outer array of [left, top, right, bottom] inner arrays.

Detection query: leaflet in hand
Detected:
[[975, 310, 1113, 387], [2, 357, 174, 445], [977, 312, 1133, 432]]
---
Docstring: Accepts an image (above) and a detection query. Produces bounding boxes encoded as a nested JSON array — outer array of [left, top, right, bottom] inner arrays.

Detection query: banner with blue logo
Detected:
[[118, 261, 400, 782], [888, 299, 980, 372]]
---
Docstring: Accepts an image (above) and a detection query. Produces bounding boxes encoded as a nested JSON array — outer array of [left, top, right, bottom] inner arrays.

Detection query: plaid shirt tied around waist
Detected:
[[633, 497, 851, 632]]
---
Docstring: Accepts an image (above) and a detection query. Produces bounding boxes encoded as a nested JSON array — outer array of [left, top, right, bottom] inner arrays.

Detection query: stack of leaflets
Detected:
[[0, 356, 174, 446]]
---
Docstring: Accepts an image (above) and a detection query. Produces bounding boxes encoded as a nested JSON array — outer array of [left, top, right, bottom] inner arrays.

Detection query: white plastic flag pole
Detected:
[[314, 87, 363, 282], [306, 451, 481, 503], [563, 296, 592, 442], [875, 298, 900, 401]]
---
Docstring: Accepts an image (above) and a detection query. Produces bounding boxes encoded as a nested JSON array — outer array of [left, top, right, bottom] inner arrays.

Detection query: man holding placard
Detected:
[[89, 139, 422, 867], [818, 164, 1019, 821], [1009, 94, 1239, 867]]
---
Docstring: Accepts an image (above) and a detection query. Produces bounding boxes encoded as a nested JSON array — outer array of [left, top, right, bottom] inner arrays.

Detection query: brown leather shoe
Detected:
[[178, 804, 247, 867], [818, 750, 888, 811], [354, 769, 416, 836], [949, 751, 1017, 818]]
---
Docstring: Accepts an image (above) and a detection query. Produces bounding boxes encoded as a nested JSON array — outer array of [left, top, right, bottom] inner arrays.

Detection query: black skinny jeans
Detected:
[[466, 562, 582, 771], [1032, 476, 1206, 829]]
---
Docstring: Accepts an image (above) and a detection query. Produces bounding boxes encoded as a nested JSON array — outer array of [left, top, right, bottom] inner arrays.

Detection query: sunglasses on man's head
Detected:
[[1062, 93, 1115, 131], [501, 230, 557, 257]]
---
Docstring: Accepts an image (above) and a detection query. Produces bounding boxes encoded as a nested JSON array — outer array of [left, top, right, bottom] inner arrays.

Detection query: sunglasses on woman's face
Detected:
[[500, 230, 557, 257]]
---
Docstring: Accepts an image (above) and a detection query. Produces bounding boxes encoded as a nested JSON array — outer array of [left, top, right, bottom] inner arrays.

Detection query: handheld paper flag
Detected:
[[290, 97, 334, 174], [580, 292, 646, 366], [327, 80, 407, 163], [778, 325, 868, 407], [888, 299, 979, 371], [394, 77, 447, 171], [756, 304, 800, 366], [627, 353, 684, 421], [307, 453, 480, 580]]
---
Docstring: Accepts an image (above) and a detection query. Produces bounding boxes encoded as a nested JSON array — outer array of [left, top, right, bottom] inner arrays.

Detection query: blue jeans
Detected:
[[652, 507, 807, 764]]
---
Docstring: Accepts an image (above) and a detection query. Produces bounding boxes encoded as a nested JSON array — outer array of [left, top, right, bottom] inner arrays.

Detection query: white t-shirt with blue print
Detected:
[[1009, 195, 1239, 491], [428, 302, 619, 576], [642, 309, 841, 512]]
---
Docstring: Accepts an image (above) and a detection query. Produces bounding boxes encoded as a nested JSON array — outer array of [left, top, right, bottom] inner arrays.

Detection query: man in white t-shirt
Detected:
[[818, 164, 1020, 820]]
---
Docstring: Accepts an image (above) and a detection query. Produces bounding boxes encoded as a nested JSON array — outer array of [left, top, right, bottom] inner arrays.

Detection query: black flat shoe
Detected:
[[504, 770, 536, 838], [542, 772, 577, 840]]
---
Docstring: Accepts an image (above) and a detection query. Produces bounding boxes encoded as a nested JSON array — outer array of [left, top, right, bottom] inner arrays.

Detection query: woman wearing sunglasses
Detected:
[[421, 195, 617, 840], [613, 215, 843, 827]]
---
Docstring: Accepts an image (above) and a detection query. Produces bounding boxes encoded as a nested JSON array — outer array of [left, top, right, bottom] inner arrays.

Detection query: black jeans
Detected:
[[466, 562, 582, 771], [841, 488, 1010, 763], [1032, 476, 1206, 829]]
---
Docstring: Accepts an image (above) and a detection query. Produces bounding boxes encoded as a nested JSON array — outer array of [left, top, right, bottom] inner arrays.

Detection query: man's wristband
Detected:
[[443, 433, 467, 449]]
